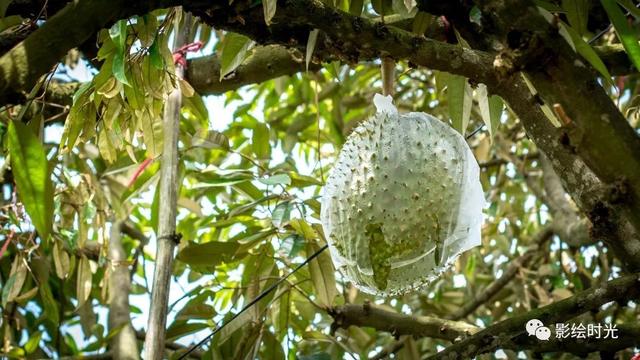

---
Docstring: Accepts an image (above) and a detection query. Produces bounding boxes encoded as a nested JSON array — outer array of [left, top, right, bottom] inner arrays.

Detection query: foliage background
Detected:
[[0, 0, 639, 359]]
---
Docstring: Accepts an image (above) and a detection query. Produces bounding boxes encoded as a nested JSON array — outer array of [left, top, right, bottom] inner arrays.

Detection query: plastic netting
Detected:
[[321, 94, 485, 296]]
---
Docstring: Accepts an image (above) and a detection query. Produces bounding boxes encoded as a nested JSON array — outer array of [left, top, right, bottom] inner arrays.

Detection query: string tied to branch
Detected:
[[172, 41, 203, 67]]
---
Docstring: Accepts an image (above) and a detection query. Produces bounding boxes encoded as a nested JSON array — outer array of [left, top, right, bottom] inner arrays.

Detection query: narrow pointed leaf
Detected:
[[7, 121, 53, 240], [219, 32, 253, 80], [601, 0, 640, 71], [446, 74, 472, 135], [306, 29, 320, 71]]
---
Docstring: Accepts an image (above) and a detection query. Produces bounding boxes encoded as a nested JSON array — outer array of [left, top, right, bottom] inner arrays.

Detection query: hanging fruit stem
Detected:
[[381, 57, 395, 96]]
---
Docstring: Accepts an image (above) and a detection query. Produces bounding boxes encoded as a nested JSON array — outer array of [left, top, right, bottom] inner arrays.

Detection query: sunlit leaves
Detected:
[[76, 256, 93, 309], [176, 241, 239, 267], [7, 121, 54, 240], [52, 241, 70, 279], [562, 23, 614, 85], [259, 174, 291, 186], [109, 20, 130, 85], [477, 84, 503, 141], [219, 32, 253, 80], [252, 122, 271, 159], [445, 73, 472, 135], [139, 107, 164, 157], [2, 256, 27, 306]]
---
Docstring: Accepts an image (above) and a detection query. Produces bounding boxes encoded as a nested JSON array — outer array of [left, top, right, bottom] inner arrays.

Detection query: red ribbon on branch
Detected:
[[172, 41, 203, 68]]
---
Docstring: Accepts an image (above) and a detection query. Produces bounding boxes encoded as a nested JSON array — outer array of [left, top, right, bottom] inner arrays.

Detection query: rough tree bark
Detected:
[[107, 222, 140, 360], [331, 274, 640, 358]]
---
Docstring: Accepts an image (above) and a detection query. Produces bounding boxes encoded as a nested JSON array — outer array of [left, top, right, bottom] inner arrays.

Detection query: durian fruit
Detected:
[[321, 94, 484, 297]]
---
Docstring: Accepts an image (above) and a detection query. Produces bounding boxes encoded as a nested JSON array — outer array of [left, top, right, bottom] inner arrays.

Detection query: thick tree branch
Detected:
[[107, 221, 140, 360], [329, 303, 478, 342], [474, 0, 640, 236], [330, 277, 640, 358], [191, 0, 640, 269], [540, 154, 595, 247], [4, 0, 640, 269], [426, 273, 640, 359], [188, 45, 314, 94]]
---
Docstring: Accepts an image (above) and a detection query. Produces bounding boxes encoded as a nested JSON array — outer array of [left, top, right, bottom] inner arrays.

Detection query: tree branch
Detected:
[[4, 0, 640, 269], [107, 221, 140, 360], [449, 225, 554, 320], [329, 303, 478, 342], [474, 0, 640, 240], [187, 45, 315, 95], [426, 273, 640, 359], [540, 154, 594, 247], [191, 0, 640, 269]]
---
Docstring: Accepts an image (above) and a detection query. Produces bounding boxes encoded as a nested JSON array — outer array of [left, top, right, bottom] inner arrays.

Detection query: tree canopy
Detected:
[[0, 0, 639, 359]]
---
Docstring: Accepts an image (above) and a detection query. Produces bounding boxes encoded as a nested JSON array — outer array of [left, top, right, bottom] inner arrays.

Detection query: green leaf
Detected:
[[601, 0, 640, 71], [24, 331, 42, 354], [263, 0, 277, 25], [0, 0, 11, 17], [290, 219, 318, 240], [110, 20, 130, 86], [176, 302, 217, 320], [562, 0, 589, 36], [446, 74, 472, 135], [76, 256, 92, 309], [166, 321, 209, 341], [562, 22, 614, 85], [0, 15, 23, 32], [4, 257, 27, 307], [477, 84, 503, 141], [191, 130, 229, 150], [7, 121, 54, 240], [306, 29, 320, 71], [177, 241, 239, 266], [307, 238, 337, 307], [349, 0, 364, 15], [219, 32, 253, 80], [371, 0, 394, 16], [39, 282, 59, 324], [271, 201, 292, 228], [299, 352, 331, 360], [412, 11, 432, 35], [140, 107, 163, 157], [252, 122, 271, 159], [535, 0, 565, 12], [259, 174, 291, 186], [148, 38, 164, 69], [616, 0, 640, 19]]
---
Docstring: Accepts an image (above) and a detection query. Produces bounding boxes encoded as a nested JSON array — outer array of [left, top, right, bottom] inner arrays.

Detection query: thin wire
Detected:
[[178, 244, 329, 359], [465, 124, 484, 139]]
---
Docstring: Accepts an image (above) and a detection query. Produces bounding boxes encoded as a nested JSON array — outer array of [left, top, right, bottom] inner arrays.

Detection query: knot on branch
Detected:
[[158, 232, 182, 244], [374, 23, 390, 38], [352, 17, 363, 33]]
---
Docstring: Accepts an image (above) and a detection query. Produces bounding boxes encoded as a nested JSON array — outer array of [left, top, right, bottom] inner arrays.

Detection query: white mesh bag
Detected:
[[320, 94, 485, 296]]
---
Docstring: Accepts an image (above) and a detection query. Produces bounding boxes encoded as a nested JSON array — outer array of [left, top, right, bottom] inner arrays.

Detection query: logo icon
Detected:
[[526, 319, 551, 341]]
